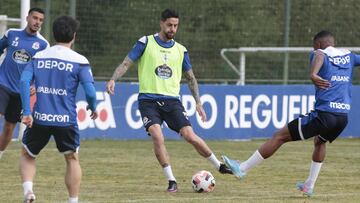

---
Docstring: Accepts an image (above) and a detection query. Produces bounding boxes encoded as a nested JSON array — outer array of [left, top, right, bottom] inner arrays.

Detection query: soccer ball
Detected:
[[191, 170, 216, 193]]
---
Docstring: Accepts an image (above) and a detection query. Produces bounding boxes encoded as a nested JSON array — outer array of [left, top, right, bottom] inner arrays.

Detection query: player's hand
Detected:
[[106, 80, 115, 95], [196, 103, 207, 122], [90, 111, 98, 120], [30, 86, 36, 96], [311, 74, 330, 89], [86, 105, 98, 120], [22, 115, 33, 128]]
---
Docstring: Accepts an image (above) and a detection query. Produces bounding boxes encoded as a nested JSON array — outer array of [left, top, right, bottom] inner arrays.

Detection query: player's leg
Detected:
[[20, 124, 51, 202], [53, 125, 82, 202], [0, 87, 16, 158], [163, 100, 232, 174], [138, 100, 178, 192], [297, 112, 347, 196], [148, 124, 177, 192], [20, 147, 36, 203], [180, 126, 211, 157], [148, 124, 170, 168], [258, 125, 293, 159], [222, 126, 292, 179], [222, 112, 320, 179], [64, 152, 81, 203], [0, 121, 17, 157], [179, 126, 231, 174]]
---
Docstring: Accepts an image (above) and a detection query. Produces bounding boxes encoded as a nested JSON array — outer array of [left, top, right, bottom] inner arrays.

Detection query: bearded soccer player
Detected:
[[0, 8, 49, 159], [106, 8, 232, 192]]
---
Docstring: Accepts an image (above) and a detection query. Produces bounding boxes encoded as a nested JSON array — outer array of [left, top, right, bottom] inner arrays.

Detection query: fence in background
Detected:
[[3, 0, 360, 84], [221, 47, 360, 85]]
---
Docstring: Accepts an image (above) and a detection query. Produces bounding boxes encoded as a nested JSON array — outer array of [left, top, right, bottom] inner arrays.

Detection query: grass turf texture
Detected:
[[1, 138, 359, 202]]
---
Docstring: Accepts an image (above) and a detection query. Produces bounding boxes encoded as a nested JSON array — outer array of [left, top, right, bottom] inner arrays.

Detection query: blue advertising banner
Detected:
[[74, 83, 360, 140]]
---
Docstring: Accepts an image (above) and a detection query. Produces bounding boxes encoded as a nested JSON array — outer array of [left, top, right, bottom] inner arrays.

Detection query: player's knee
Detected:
[[273, 131, 291, 143], [21, 147, 35, 159], [151, 133, 165, 146], [64, 152, 79, 162], [314, 136, 326, 146], [2, 122, 16, 135]]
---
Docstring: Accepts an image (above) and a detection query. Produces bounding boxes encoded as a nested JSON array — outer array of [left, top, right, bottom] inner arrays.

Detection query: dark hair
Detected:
[[313, 30, 334, 42], [28, 7, 45, 15], [161, 9, 179, 21], [53, 16, 80, 43]]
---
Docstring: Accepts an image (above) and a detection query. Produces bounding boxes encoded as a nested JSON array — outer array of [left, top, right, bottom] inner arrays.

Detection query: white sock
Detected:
[[0, 151, 3, 159], [163, 165, 176, 182], [69, 197, 79, 203], [240, 150, 264, 172], [206, 153, 221, 170], [69, 197, 78, 203], [305, 161, 323, 189], [22, 181, 33, 195]]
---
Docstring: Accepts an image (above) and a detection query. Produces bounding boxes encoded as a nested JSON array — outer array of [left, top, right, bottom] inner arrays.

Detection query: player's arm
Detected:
[[184, 69, 207, 122], [81, 82, 98, 120], [106, 37, 146, 95], [80, 65, 98, 120], [106, 56, 134, 95], [19, 63, 34, 127], [310, 50, 330, 89]]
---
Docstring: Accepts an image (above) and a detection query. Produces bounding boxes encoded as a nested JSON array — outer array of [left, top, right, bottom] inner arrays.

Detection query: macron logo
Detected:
[[329, 102, 350, 110], [34, 111, 70, 123]]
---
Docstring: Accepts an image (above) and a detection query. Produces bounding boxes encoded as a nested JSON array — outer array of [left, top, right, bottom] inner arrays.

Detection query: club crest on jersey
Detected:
[[155, 64, 172, 79], [32, 42, 40, 50], [12, 49, 31, 64]]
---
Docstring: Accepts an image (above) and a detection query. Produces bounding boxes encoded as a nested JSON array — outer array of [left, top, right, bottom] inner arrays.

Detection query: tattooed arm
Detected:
[[184, 69, 207, 122], [106, 56, 134, 95]]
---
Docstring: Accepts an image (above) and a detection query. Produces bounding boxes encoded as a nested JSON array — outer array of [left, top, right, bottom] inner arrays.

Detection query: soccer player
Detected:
[[19, 16, 98, 203], [222, 30, 360, 197], [106, 8, 232, 192], [0, 8, 49, 159]]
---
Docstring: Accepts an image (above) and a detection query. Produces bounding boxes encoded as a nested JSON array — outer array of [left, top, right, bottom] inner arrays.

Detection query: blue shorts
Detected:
[[288, 110, 348, 143], [22, 123, 80, 157], [138, 99, 191, 133], [0, 85, 22, 123]]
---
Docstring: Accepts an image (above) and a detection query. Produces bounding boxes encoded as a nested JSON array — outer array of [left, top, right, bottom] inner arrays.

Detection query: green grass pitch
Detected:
[[1, 138, 359, 202]]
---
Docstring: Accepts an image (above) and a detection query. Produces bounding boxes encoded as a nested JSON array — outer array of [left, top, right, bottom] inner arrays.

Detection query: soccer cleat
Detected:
[[296, 182, 313, 197], [167, 180, 178, 193], [23, 191, 36, 203], [221, 155, 246, 179], [219, 163, 233, 174]]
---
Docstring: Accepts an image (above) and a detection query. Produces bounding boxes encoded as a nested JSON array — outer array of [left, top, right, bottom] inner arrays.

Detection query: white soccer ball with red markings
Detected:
[[191, 170, 216, 193]]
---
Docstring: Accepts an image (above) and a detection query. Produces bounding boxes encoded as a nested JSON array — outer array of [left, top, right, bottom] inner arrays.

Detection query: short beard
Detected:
[[165, 32, 174, 40]]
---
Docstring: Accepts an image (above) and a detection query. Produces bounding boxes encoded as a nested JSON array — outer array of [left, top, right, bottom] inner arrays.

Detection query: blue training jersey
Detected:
[[311, 46, 360, 114], [128, 33, 192, 101], [24, 45, 94, 126], [0, 29, 49, 93]]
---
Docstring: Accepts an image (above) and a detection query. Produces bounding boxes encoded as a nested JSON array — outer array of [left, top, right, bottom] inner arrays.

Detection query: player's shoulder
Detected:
[[138, 35, 148, 44], [320, 46, 350, 57], [3, 28, 23, 37], [35, 32, 49, 46], [174, 40, 187, 52], [34, 45, 89, 64]]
